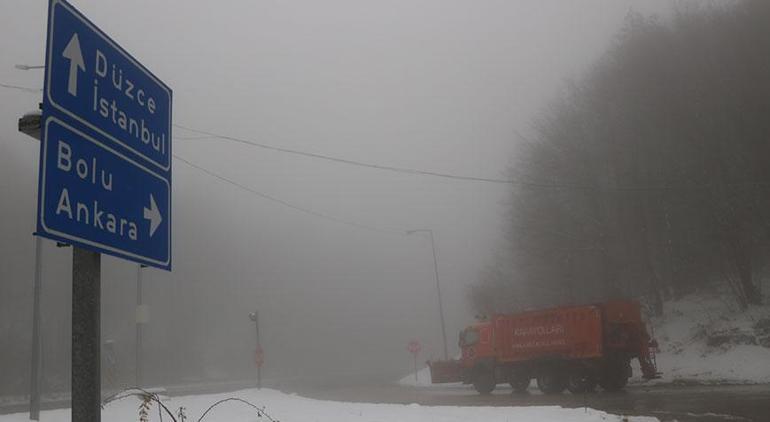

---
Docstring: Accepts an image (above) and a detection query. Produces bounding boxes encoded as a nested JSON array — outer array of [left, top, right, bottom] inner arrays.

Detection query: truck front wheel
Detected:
[[472, 366, 496, 395], [536, 368, 567, 394]]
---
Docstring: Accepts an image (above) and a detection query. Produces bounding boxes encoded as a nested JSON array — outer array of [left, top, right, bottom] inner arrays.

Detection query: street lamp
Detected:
[[406, 229, 449, 360], [18, 110, 42, 141]]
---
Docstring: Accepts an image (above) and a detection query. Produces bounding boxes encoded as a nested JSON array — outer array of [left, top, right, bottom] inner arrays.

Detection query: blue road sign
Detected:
[[38, 0, 172, 270], [44, 0, 172, 171], [38, 118, 171, 268]]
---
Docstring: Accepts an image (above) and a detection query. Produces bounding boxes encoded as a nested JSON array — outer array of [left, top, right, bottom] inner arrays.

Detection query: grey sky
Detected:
[[0, 0, 672, 382]]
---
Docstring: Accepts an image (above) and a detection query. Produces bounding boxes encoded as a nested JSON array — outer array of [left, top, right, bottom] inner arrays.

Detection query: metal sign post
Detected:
[[71, 247, 100, 421]]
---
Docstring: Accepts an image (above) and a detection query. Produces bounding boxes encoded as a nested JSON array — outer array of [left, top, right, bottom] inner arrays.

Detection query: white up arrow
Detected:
[[62, 33, 85, 96], [143, 194, 162, 237]]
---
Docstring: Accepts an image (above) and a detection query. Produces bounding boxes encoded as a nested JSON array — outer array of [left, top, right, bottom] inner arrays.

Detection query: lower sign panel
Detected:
[[37, 116, 171, 269]]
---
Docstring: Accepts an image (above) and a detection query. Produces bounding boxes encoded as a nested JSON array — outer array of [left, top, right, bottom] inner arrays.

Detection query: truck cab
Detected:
[[458, 322, 494, 365]]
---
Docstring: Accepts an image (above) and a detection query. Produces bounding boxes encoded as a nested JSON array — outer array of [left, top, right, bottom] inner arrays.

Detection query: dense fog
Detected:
[[0, 1, 671, 395]]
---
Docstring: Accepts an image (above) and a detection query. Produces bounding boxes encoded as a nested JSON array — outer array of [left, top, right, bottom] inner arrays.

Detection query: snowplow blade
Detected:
[[428, 360, 464, 383]]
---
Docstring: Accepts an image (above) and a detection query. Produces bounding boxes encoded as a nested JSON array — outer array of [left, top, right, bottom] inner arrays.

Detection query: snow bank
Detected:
[[0, 388, 658, 422], [634, 293, 770, 385], [398, 353, 465, 387], [398, 365, 444, 387]]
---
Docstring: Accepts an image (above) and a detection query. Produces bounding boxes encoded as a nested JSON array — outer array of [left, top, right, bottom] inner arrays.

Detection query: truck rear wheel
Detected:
[[509, 371, 530, 393], [536, 369, 567, 394], [599, 372, 628, 392], [472, 366, 496, 395], [599, 359, 629, 392], [566, 369, 597, 394]]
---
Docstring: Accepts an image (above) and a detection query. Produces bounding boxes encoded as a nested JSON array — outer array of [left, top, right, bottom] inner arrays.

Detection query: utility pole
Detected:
[[406, 229, 449, 360]]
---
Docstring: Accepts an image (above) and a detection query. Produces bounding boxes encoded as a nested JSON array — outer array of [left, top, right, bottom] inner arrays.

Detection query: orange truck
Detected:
[[428, 300, 660, 394]]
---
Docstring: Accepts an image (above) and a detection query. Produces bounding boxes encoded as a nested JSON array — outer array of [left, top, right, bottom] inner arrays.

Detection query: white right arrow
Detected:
[[62, 33, 85, 96], [143, 194, 162, 238]]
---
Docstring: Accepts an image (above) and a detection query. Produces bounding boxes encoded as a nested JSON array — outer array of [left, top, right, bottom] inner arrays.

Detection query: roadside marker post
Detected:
[[407, 340, 422, 383], [249, 311, 262, 389]]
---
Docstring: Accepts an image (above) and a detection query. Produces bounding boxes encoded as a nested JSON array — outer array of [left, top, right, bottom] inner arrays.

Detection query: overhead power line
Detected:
[[172, 154, 404, 235], [175, 124, 770, 192], [5, 83, 767, 192], [0, 82, 406, 234], [0, 82, 41, 94], [0, 80, 530, 186], [173, 124, 539, 186]]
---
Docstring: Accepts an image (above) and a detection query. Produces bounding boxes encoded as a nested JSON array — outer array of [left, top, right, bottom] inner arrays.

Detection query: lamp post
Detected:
[[248, 311, 262, 389], [16, 63, 46, 414], [406, 229, 448, 360], [18, 110, 69, 420], [18, 109, 43, 420]]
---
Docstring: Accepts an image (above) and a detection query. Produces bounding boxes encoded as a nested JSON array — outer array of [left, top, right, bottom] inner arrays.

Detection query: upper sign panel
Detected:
[[45, 0, 172, 171]]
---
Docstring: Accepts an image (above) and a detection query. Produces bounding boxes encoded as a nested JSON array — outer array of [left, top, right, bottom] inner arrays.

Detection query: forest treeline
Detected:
[[471, 0, 770, 315]]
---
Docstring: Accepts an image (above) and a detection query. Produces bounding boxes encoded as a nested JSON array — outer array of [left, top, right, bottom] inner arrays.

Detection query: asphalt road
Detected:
[[295, 383, 770, 422]]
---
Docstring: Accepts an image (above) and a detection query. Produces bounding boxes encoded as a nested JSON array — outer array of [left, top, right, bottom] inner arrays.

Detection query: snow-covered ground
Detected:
[[633, 293, 770, 385], [0, 388, 658, 422]]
